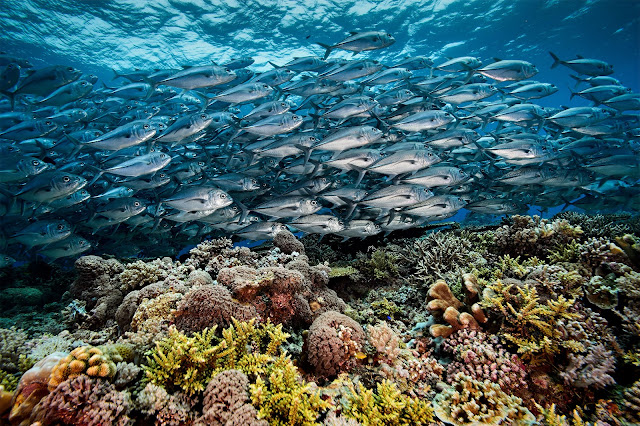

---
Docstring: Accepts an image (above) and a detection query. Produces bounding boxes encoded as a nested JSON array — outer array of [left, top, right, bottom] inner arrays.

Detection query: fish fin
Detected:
[[549, 51, 562, 69], [1, 90, 16, 110], [569, 74, 584, 89], [268, 61, 281, 69], [316, 42, 334, 60]]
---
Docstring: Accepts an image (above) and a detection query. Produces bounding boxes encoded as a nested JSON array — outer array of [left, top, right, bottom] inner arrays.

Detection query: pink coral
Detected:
[[173, 285, 257, 333], [195, 370, 267, 426], [442, 329, 527, 394], [306, 311, 365, 377], [32, 375, 132, 426]]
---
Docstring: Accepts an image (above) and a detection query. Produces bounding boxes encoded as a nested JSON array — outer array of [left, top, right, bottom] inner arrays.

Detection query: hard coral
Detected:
[[426, 277, 487, 338], [68, 255, 125, 330], [173, 285, 257, 333], [273, 229, 305, 255], [442, 329, 527, 395], [306, 311, 366, 377], [432, 372, 535, 425], [0, 327, 29, 373], [341, 378, 434, 426], [196, 369, 266, 426], [32, 375, 132, 426], [48, 345, 118, 390], [136, 383, 194, 426], [559, 343, 615, 389], [9, 352, 65, 425]]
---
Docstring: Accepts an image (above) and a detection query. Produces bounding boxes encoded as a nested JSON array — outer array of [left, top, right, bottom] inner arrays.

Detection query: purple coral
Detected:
[[442, 329, 527, 394], [560, 343, 615, 389]]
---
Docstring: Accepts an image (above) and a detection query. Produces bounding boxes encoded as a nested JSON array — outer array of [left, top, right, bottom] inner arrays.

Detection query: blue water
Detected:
[[1, 0, 639, 102]]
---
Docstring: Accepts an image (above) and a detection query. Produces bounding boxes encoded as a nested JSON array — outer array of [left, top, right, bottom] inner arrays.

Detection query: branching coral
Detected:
[[442, 329, 527, 394], [143, 319, 289, 396], [250, 356, 329, 425], [491, 215, 583, 260], [480, 279, 583, 365], [399, 231, 480, 283], [432, 372, 535, 425], [340, 378, 434, 426]]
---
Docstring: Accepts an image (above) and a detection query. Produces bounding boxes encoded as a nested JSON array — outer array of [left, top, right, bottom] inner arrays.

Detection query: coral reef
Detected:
[[2, 213, 638, 425]]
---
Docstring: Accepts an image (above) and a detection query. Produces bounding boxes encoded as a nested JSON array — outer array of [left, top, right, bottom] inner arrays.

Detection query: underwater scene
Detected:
[[1, 0, 640, 424]]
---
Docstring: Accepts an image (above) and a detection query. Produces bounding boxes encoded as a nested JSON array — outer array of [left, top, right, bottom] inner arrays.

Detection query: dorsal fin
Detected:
[[349, 31, 359, 35]]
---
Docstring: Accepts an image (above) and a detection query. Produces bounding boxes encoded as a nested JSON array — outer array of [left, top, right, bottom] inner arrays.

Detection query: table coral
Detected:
[[432, 372, 535, 425], [306, 311, 366, 377]]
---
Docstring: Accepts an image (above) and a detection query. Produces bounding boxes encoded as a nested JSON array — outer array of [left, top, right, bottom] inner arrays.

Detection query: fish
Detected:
[[0, 37, 636, 262], [317, 31, 396, 59]]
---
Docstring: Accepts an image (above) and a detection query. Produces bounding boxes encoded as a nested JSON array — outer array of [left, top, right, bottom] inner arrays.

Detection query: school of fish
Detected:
[[0, 30, 639, 263]]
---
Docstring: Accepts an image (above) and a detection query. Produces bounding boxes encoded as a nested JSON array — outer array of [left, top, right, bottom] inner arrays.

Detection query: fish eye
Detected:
[[63, 176, 71, 182], [57, 224, 65, 230], [200, 114, 207, 119], [311, 200, 318, 206], [32, 160, 39, 166], [387, 33, 392, 37], [134, 201, 140, 206], [143, 124, 150, 129], [225, 68, 231, 73], [281, 102, 287, 107], [293, 115, 299, 120], [220, 193, 227, 198], [198, 161, 205, 166], [67, 67, 74, 71], [45, 121, 52, 125], [80, 240, 87, 246], [310, 136, 316, 141], [251, 179, 257, 185], [159, 173, 167, 178]]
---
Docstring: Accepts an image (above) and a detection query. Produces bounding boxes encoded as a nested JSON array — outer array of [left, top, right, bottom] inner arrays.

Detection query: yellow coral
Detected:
[[48, 346, 117, 390], [342, 379, 434, 426], [481, 279, 581, 365]]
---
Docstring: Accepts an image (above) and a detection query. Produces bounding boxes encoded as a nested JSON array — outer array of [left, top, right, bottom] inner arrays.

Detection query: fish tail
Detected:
[[569, 74, 584, 89], [1, 90, 16, 110], [316, 42, 333, 60], [549, 51, 561, 69]]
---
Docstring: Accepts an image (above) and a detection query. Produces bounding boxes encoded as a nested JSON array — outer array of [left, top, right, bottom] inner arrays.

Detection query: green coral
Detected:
[[0, 369, 18, 392], [370, 298, 402, 320], [329, 265, 361, 280], [250, 355, 329, 425], [358, 248, 400, 282], [143, 319, 289, 396], [548, 240, 582, 264], [341, 379, 434, 426], [481, 279, 583, 366], [143, 326, 223, 395]]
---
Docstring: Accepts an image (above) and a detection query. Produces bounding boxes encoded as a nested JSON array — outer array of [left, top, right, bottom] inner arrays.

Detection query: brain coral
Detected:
[[306, 311, 366, 377]]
